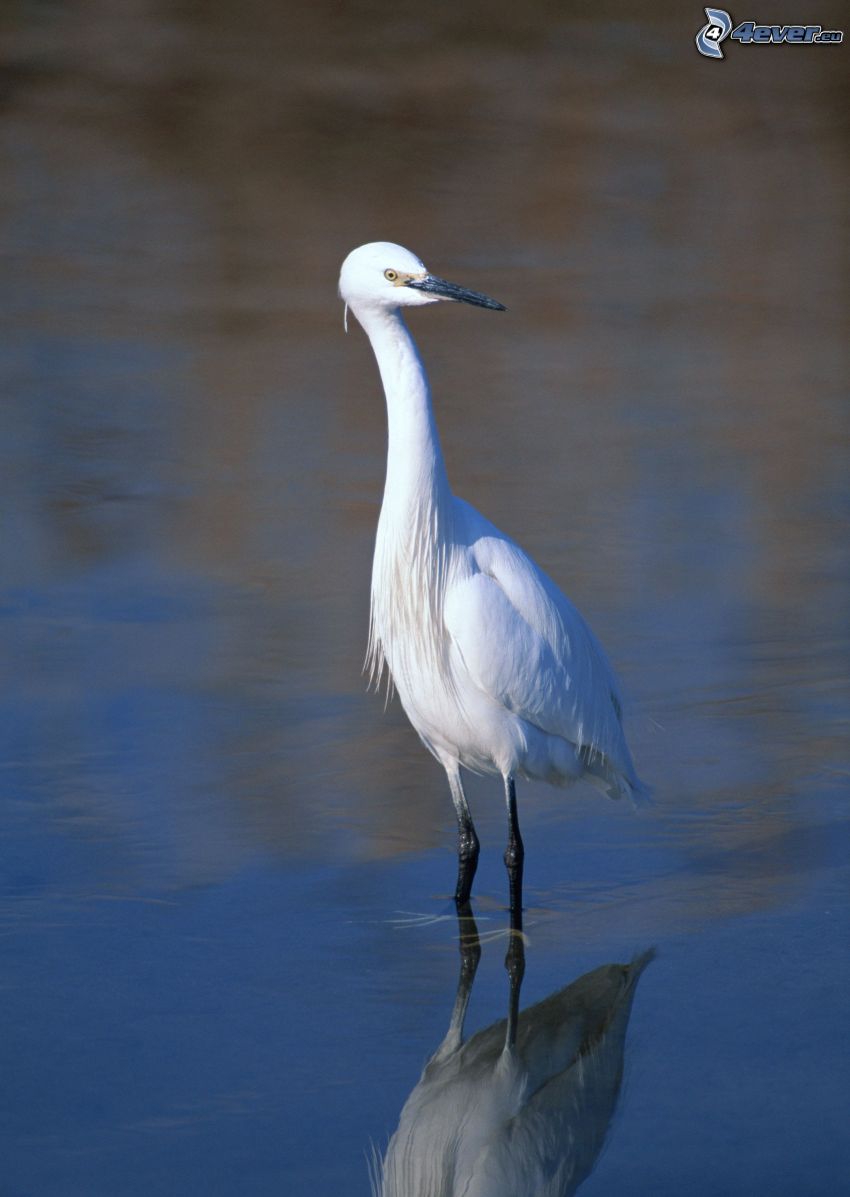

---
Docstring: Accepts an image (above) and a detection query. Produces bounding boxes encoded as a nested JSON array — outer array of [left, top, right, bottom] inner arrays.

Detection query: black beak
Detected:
[[405, 274, 506, 311]]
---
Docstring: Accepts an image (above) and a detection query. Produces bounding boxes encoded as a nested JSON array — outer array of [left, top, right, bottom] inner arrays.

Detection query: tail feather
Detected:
[[582, 752, 652, 807]]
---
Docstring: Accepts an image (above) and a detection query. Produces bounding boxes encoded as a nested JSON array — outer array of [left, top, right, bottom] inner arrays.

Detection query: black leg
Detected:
[[448, 769, 480, 906], [455, 818, 480, 907], [503, 775, 524, 916], [502, 775, 525, 1048]]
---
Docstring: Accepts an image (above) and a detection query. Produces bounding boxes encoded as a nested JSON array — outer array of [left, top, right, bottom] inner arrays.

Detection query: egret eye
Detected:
[[384, 269, 398, 282]]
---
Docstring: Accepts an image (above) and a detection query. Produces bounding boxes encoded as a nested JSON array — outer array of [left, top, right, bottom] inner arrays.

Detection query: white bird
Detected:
[[339, 242, 647, 906]]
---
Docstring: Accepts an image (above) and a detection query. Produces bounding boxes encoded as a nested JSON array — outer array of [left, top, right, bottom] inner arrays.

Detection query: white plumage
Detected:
[[339, 242, 646, 904]]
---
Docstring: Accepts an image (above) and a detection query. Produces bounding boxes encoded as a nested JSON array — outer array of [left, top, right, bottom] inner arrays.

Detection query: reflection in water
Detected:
[[373, 907, 652, 1197]]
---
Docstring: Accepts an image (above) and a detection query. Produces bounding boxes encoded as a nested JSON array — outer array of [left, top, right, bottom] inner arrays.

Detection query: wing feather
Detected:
[[445, 500, 638, 789]]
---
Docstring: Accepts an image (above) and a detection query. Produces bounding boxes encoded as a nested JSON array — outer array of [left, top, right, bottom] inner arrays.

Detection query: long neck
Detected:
[[355, 301, 455, 690], [354, 303, 450, 512]]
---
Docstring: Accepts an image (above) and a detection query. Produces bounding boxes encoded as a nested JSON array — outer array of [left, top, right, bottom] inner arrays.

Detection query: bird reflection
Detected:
[[373, 906, 652, 1197]]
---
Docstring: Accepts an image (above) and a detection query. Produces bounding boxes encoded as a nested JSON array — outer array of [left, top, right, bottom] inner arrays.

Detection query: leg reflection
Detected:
[[504, 854, 526, 1052], [433, 901, 482, 1061]]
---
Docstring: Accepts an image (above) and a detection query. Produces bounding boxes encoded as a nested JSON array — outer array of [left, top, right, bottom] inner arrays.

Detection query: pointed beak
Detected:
[[405, 274, 506, 311]]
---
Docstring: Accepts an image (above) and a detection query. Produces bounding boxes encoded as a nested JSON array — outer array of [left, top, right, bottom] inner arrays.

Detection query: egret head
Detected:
[[338, 242, 505, 314]]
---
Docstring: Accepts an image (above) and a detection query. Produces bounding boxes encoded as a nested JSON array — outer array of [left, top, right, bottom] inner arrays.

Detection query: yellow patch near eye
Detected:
[[385, 269, 422, 286]]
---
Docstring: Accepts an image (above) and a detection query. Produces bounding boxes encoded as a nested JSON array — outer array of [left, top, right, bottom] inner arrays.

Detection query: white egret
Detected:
[[339, 242, 647, 906]]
